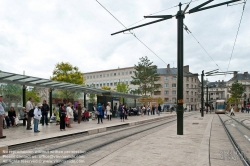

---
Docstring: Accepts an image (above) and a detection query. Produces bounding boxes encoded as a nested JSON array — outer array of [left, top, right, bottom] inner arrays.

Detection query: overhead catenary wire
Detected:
[[226, 1, 247, 76], [183, 23, 223, 72], [96, 0, 168, 66]]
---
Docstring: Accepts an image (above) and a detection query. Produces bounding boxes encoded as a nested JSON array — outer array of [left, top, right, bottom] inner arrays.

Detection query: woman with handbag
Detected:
[[66, 102, 73, 128], [59, 103, 66, 131]]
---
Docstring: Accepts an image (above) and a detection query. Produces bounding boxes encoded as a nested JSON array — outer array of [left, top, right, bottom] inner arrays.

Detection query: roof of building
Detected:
[[206, 81, 226, 88], [228, 73, 250, 81], [157, 68, 197, 76]]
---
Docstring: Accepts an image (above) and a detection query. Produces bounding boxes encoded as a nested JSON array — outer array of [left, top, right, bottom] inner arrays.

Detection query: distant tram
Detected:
[[215, 100, 226, 114]]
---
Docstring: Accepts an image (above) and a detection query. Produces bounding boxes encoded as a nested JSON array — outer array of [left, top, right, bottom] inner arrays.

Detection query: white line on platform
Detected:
[[244, 135, 250, 142], [231, 124, 235, 127]]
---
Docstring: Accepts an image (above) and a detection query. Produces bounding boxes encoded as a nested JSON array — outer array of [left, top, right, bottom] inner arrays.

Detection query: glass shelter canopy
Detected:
[[0, 71, 141, 99]]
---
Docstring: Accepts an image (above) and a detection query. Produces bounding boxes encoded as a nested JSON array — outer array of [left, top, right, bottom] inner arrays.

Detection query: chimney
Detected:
[[218, 80, 220, 87], [244, 72, 248, 76], [183, 65, 189, 73], [234, 71, 238, 78], [167, 64, 170, 73]]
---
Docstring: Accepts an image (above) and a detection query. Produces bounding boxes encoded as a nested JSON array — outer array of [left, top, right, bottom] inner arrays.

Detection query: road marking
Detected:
[[244, 135, 250, 142], [231, 124, 235, 127]]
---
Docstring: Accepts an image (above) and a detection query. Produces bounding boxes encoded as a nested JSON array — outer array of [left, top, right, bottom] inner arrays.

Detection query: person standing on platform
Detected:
[[106, 103, 112, 121], [66, 102, 73, 128], [230, 106, 235, 116], [33, 103, 42, 132], [77, 103, 82, 124], [124, 104, 128, 120], [158, 104, 161, 116], [147, 105, 150, 116], [114, 103, 118, 118], [41, 100, 49, 126], [59, 103, 66, 131], [97, 103, 103, 124], [152, 105, 156, 115], [119, 104, 125, 122], [0, 94, 6, 139], [246, 107, 250, 114], [26, 97, 34, 130]]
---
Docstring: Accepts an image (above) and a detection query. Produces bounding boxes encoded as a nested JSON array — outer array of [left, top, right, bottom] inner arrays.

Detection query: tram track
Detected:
[[218, 114, 250, 166], [0, 112, 197, 166]]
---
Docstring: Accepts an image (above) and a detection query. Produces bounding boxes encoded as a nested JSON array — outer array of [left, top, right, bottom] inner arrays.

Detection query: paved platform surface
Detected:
[[0, 112, 177, 147], [91, 113, 245, 166]]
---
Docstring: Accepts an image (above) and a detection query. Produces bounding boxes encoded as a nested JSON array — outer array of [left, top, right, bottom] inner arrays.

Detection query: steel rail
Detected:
[[0, 113, 197, 166], [218, 115, 250, 166]]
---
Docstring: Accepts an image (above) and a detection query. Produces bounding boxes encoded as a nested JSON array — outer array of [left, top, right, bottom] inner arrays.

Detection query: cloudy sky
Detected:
[[0, 0, 249, 82]]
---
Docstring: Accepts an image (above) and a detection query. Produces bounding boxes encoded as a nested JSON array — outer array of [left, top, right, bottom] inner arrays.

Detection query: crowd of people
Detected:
[[0, 94, 166, 139]]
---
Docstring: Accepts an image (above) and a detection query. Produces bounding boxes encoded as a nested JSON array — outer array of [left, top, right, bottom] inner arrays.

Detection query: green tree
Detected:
[[157, 97, 164, 105], [114, 82, 130, 93], [51, 62, 85, 99], [26, 87, 40, 103], [131, 56, 161, 96], [228, 80, 245, 110], [89, 94, 96, 103], [101, 86, 111, 91]]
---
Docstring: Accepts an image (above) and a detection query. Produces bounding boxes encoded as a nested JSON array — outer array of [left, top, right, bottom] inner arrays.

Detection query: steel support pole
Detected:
[[84, 93, 86, 108], [22, 85, 26, 107], [206, 86, 208, 108], [49, 89, 52, 118], [176, 3, 184, 135], [201, 71, 204, 117]]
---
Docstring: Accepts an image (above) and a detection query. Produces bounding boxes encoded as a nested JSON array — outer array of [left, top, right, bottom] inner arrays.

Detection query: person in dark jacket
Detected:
[[8, 107, 16, 126], [97, 103, 103, 124], [119, 104, 125, 122], [59, 103, 66, 131], [158, 104, 161, 116], [41, 100, 49, 126], [77, 103, 82, 124]]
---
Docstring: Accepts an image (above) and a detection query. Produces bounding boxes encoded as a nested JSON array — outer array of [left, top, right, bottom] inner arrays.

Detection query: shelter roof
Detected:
[[0, 71, 141, 99]]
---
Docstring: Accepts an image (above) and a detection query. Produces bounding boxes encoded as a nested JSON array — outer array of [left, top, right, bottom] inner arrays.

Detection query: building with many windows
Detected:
[[83, 64, 201, 110]]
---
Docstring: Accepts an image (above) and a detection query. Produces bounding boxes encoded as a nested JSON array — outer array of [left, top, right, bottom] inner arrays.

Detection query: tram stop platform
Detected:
[[91, 112, 245, 166], [0, 112, 180, 153]]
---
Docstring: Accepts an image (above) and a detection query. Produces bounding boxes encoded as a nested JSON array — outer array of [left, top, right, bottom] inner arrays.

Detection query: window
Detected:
[[191, 85, 193, 88], [186, 84, 189, 88], [192, 78, 193, 82], [130, 71, 132, 74], [93, 75, 95, 79], [96, 75, 98, 78], [172, 83, 176, 87], [186, 91, 189, 95], [107, 74, 109, 77], [195, 79, 197, 83], [87, 76, 89, 79], [100, 74, 102, 78], [114, 73, 116, 76], [165, 91, 169, 95], [211, 93, 213, 95], [126, 71, 128, 75], [164, 76, 168, 80], [122, 72, 124, 75], [118, 72, 120, 76], [110, 73, 113, 77], [172, 91, 176, 95], [172, 76, 177, 81], [186, 77, 189, 81], [110, 83, 113, 86], [103, 83, 106, 86], [100, 83, 102, 87], [186, 98, 189, 102], [90, 76, 92, 79], [164, 98, 169, 102], [154, 91, 161, 95], [107, 83, 109, 86], [172, 98, 176, 102], [191, 91, 193, 95], [130, 78, 133, 84], [191, 98, 193, 102], [195, 92, 197, 96], [164, 83, 169, 88], [103, 74, 105, 78]]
